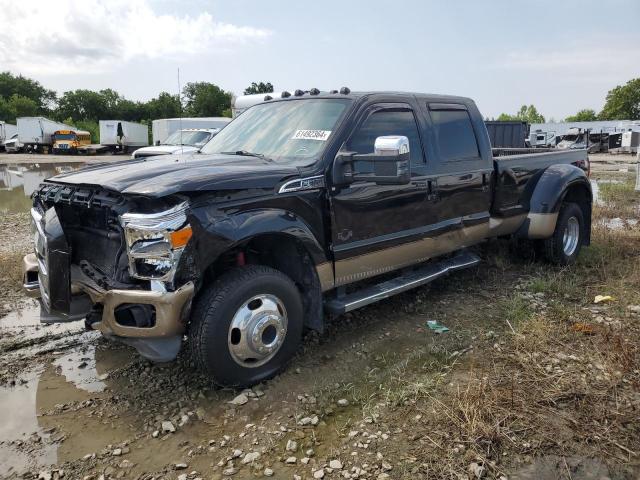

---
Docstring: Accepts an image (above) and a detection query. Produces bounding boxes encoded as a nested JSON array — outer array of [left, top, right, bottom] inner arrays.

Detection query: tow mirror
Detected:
[[333, 136, 411, 185]]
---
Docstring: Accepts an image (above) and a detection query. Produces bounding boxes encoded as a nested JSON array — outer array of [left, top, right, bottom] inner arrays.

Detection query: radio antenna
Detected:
[[178, 67, 183, 158]]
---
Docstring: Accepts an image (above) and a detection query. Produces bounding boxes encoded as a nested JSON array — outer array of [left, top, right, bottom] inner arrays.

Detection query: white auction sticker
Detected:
[[291, 130, 332, 141]]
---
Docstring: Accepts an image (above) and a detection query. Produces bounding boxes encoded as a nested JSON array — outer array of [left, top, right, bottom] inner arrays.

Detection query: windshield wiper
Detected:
[[220, 150, 275, 162]]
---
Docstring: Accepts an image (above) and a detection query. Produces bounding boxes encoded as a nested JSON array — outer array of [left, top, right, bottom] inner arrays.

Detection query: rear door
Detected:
[[329, 101, 436, 286], [422, 102, 493, 241]]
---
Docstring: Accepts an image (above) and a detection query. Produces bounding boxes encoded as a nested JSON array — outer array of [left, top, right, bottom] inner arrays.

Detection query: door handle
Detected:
[[481, 173, 490, 192], [427, 180, 439, 201]]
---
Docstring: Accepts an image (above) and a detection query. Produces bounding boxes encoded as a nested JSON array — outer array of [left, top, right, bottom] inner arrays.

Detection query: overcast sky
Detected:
[[0, 0, 638, 120]]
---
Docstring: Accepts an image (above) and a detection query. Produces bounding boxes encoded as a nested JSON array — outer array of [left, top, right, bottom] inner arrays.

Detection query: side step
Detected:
[[325, 251, 481, 315]]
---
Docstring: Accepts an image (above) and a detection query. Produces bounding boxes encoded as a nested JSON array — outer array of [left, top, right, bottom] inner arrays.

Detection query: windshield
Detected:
[[164, 130, 213, 146], [55, 133, 76, 140], [200, 98, 351, 164]]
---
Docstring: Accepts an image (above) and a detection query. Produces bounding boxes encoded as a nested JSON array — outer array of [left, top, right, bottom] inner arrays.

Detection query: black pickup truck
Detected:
[[23, 90, 592, 386]]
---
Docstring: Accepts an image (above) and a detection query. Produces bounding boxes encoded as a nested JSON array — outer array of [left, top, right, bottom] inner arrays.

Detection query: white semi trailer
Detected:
[[0, 121, 17, 148], [232, 92, 296, 118], [99, 120, 149, 153], [17, 117, 77, 152], [151, 117, 231, 145]]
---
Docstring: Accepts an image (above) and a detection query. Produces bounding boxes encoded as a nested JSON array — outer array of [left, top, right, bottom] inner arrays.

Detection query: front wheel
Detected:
[[189, 266, 303, 387], [543, 202, 584, 265]]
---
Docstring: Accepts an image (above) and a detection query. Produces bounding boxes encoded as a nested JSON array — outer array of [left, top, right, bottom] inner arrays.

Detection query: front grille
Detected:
[[34, 182, 130, 282]]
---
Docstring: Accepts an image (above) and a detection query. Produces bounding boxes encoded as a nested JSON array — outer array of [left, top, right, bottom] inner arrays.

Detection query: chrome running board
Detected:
[[325, 251, 481, 314]]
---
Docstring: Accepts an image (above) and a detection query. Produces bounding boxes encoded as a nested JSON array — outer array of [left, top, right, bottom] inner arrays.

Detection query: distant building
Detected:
[[530, 120, 640, 137]]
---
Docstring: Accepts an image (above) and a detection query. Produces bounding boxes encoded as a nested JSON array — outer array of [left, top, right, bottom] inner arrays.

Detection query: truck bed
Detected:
[[491, 148, 589, 217]]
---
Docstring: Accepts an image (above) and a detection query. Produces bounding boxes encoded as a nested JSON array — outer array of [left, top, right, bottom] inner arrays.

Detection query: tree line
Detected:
[[492, 77, 640, 124], [2, 70, 638, 138], [0, 72, 274, 141]]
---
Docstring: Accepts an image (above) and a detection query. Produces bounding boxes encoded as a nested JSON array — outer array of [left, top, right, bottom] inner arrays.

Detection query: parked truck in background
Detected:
[[23, 90, 592, 387], [0, 121, 17, 150], [99, 120, 149, 153], [132, 128, 219, 159], [17, 117, 78, 153], [151, 118, 231, 145], [3, 133, 23, 153]]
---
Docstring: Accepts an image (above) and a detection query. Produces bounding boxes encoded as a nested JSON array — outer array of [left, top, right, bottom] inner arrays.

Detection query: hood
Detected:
[[133, 145, 199, 157], [48, 153, 301, 197]]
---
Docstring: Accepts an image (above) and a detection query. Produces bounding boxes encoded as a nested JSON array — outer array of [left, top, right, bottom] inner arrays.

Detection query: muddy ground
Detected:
[[0, 155, 638, 479]]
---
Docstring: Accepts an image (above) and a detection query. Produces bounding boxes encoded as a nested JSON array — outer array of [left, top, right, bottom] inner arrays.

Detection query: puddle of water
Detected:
[[0, 344, 135, 477], [0, 304, 86, 352], [0, 369, 58, 477], [53, 346, 107, 393], [0, 163, 86, 213]]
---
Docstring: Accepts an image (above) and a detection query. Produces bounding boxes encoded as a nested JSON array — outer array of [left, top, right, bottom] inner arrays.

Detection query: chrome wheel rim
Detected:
[[228, 294, 288, 368], [562, 216, 580, 256]]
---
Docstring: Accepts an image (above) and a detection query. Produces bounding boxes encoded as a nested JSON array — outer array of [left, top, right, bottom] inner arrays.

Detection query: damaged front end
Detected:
[[23, 183, 197, 362]]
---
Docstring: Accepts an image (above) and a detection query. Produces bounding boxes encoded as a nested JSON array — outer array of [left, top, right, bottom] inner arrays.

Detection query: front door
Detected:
[[329, 103, 436, 286]]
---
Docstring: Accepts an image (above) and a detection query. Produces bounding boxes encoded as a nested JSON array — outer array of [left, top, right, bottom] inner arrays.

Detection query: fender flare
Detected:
[[185, 207, 332, 332], [192, 205, 332, 279], [518, 164, 592, 239]]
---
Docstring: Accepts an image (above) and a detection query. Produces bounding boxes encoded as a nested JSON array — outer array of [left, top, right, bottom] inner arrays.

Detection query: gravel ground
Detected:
[[0, 212, 31, 318], [0, 160, 638, 480]]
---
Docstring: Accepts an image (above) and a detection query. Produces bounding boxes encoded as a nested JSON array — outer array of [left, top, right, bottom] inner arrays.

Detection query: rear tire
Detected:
[[543, 202, 584, 265], [189, 265, 303, 387]]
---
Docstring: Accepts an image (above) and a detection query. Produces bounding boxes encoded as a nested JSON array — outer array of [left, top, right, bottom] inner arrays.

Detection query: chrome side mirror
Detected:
[[374, 135, 410, 156], [333, 135, 411, 186]]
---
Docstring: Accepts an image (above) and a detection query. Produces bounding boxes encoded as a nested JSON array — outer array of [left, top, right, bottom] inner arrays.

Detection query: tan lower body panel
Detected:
[[315, 262, 335, 292], [334, 223, 489, 286], [526, 212, 559, 239], [332, 214, 526, 287], [84, 281, 195, 338], [21, 252, 194, 338]]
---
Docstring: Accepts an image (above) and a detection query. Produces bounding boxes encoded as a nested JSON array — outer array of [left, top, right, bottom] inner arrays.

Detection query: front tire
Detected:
[[189, 265, 303, 387], [543, 202, 584, 265]]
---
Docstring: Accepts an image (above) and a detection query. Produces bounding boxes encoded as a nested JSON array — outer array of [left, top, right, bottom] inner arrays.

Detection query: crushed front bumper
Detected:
[[22, 252, 194, 339]]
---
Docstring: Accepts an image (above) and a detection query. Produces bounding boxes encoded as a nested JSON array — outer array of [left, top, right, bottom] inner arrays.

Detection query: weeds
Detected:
[[370, 171, 640, 478]]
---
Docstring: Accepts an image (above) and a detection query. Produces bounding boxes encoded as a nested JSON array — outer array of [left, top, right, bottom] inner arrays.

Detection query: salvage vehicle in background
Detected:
[[52, 130, 92, 155], [0, 121, 17, 150], [3, 133, 23, 153], [151, 117, 231, 145], [131, 128, 219, 159], [23, 89, 592, 387]]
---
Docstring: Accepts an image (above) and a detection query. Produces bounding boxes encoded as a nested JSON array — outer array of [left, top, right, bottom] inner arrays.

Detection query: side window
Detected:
[[347, 109, 424, 171], [430, 109, 480, 162]]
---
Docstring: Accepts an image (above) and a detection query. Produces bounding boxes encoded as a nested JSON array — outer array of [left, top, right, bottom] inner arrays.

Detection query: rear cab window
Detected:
[[427, 104, 481, 165]]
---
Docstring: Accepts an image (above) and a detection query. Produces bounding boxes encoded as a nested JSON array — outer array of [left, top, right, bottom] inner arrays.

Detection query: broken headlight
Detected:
[[120, 202, 192, 282]]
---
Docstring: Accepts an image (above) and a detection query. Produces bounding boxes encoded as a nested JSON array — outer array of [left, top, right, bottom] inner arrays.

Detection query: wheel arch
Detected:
[[193, 208, 333, 332], [517, 164, 592, 241]]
